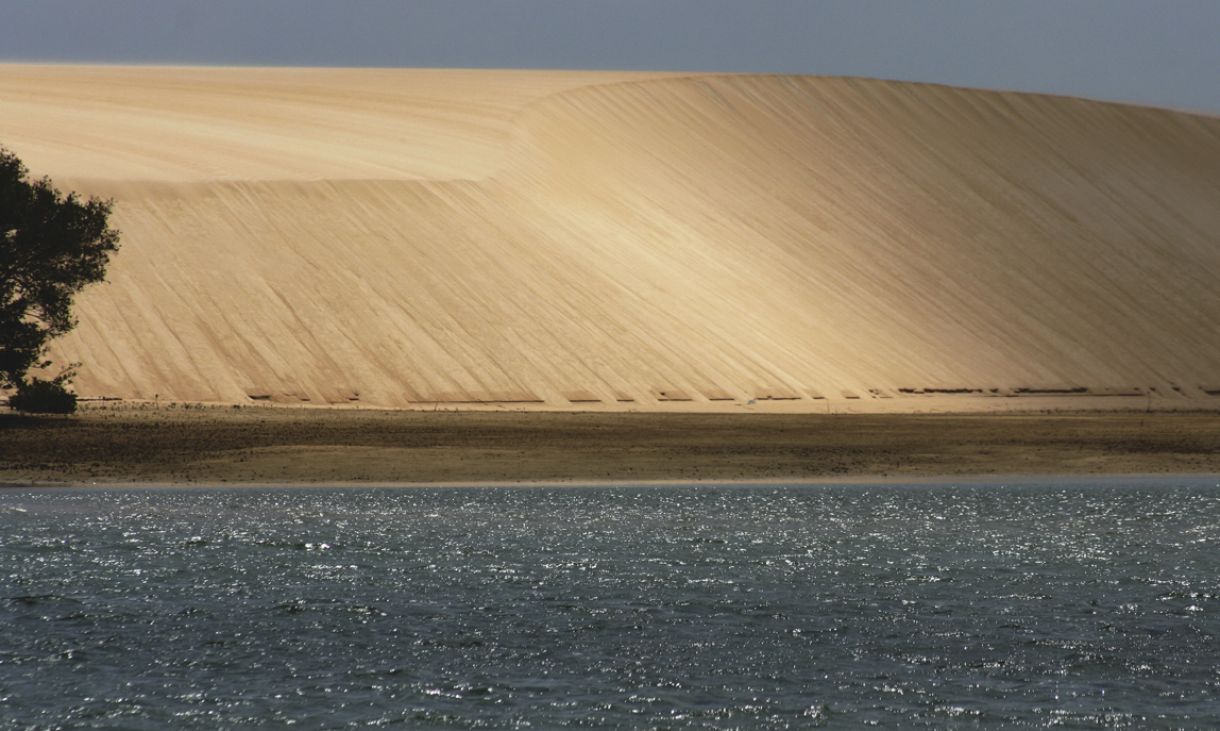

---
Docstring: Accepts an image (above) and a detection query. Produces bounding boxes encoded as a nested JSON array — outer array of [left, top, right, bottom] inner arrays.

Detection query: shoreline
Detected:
[[5, 407, 1220, 487], [8, 472, 1220, 491]]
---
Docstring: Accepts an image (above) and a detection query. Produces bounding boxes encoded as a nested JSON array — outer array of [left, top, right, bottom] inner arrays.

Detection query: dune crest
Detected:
[[3, 65, 1219, 411]]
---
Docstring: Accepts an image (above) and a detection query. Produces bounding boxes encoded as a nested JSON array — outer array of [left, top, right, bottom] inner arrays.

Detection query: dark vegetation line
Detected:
[[2, 409, 1219, 485]]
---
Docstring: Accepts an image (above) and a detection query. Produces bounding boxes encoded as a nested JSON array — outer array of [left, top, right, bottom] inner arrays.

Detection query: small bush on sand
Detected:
[[9, 375, 77, 414]]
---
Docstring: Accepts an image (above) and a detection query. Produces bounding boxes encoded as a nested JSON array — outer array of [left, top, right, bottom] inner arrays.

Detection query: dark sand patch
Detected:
[[3, 406, 1219, 486]]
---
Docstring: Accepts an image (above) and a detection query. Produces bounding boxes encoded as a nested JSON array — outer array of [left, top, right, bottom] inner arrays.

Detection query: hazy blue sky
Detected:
[[3, 0, 1218, 112]]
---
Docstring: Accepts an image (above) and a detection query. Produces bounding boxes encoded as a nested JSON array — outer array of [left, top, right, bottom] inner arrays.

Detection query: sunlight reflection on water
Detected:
[[2, 479, 1219, 728]]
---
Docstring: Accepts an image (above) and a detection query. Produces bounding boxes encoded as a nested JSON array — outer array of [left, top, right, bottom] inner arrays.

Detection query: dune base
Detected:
[[3, 407, 1219, 486]]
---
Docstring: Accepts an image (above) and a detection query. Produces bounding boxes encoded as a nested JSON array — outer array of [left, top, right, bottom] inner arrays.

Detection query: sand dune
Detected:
[[2, 65, 1219, 411]]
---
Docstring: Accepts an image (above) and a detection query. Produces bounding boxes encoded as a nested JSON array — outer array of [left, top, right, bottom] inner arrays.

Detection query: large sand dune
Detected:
[[3, 65, 1219, 411]]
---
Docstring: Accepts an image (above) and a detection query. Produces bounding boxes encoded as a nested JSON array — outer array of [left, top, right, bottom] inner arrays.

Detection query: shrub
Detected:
[[9, 376, 77, 414]]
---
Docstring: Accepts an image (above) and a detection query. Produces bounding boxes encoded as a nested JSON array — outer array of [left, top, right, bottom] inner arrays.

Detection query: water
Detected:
[[2, 479, 1219, 729]]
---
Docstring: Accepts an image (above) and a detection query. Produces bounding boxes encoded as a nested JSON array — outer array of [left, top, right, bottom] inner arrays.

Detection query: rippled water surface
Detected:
[[3, 480, 1220, 728]]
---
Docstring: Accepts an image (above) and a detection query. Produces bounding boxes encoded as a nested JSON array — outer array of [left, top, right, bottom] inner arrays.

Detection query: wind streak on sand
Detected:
[[2, 65, 1219, 411]]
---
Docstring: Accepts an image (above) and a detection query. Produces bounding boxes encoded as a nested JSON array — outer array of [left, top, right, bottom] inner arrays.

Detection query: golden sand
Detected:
[[2, 65, 1218, 412]]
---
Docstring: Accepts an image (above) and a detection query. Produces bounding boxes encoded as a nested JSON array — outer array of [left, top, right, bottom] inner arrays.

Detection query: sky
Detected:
[[2, 0, 1218, 113]]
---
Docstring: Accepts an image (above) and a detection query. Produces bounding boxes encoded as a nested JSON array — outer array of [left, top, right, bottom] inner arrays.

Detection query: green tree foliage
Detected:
[[1, 146, 120, 413]]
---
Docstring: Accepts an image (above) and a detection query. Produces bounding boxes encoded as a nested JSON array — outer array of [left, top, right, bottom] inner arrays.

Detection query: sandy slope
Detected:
[[2, 65, 1219, 411]]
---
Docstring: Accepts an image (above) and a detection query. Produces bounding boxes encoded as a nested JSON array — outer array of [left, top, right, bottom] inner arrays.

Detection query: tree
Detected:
[[1, 146, 120, 413]]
